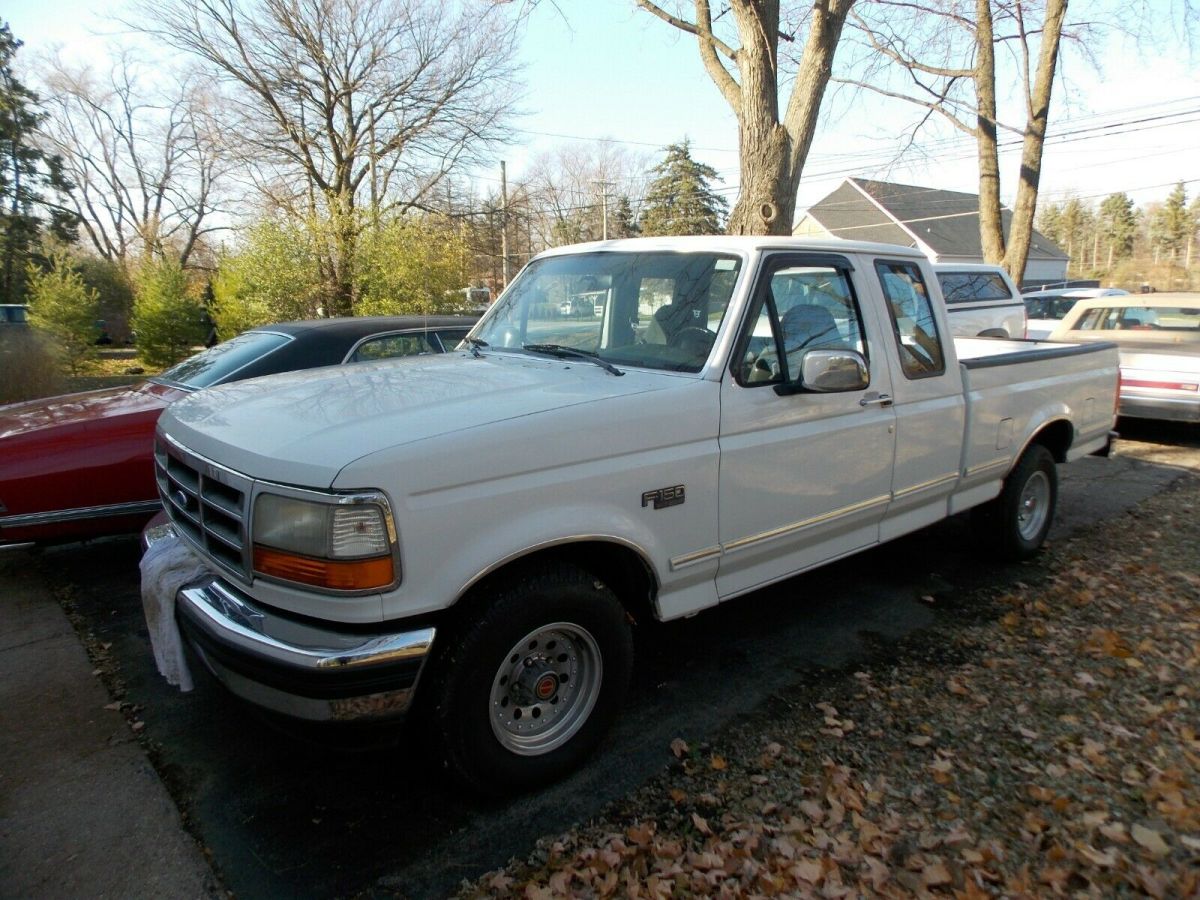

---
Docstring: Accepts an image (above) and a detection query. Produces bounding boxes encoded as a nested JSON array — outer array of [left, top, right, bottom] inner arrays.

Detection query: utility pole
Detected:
[[368, 117, 379, 227], [500, 161, 510, 287], [595, 180, 612, 240]]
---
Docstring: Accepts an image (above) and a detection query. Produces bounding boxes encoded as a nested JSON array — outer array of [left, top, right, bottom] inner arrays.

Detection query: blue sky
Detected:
[[7, 0, 1200, 213]]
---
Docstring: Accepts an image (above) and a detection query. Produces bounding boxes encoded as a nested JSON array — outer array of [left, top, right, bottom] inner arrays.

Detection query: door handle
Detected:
[[859, 392, 893, 408]]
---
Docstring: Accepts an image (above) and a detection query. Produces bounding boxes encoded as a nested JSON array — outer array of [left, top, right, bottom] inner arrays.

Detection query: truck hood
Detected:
[[159, 351, 683, 487]]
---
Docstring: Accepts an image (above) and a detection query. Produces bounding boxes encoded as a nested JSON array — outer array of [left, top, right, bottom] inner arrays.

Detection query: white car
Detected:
[[933, 264, 1026, 339], [1023, 287, 1129, 339], [1048, 293, 1200, 422]]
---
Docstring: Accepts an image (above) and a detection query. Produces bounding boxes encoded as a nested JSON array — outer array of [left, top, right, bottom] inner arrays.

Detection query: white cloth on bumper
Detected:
[[140, 531, 210, 692]]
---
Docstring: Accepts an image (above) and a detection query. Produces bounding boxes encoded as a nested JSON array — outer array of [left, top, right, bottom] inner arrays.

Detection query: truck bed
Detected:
[[951, 337, 1118, 514]]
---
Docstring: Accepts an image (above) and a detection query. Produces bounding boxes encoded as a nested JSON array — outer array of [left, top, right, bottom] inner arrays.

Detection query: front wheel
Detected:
[[973, 443, 1058, 561], [424, 561, 633, 795]]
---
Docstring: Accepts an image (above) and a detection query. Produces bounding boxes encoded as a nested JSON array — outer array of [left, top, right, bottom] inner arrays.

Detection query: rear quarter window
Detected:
[[938, 272, 1013, 303], [877, 261, 946, 379]]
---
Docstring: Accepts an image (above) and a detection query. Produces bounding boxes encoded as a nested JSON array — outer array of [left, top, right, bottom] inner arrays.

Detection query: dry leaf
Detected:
[[1077, 844, 1117, 867], [798, 799, 824, 822], [691, 812, 712, 836], [791, 859, 823, 884], [669, 738, 689, 759], [1131, 824, 1170, 857], [908, 735, 933, 747], [922, 863, 952, 886], [709, 754, 727, 771], [627, 824, 653, 847], [488, 873, 514, 891]]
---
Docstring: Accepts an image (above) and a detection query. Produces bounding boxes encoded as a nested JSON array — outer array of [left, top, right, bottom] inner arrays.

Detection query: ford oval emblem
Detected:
[[173, 489, 189, 509]]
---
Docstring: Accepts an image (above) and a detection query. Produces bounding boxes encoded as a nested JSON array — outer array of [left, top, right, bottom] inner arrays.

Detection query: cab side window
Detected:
[[877, 261, 945, 379], [736, 259, 867, 387]]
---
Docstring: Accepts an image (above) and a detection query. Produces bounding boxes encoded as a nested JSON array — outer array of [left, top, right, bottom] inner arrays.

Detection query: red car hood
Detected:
[[0, 381, 185, 438]]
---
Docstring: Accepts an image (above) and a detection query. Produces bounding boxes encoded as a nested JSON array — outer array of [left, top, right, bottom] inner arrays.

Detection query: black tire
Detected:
[[423, 561, 633, 796], [973, 442, 1058, 561]]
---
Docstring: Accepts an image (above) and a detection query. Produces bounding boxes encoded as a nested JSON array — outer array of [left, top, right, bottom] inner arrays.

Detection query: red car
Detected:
[[0, 316, 475, 546]]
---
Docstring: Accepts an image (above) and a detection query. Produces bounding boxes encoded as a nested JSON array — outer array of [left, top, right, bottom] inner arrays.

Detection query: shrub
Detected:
[[26, 251, 101, 375], [356, 217, 466, 315], [211, 220, 324, 338], [132, 259, 206, 368], [0, 327, 64, 404]]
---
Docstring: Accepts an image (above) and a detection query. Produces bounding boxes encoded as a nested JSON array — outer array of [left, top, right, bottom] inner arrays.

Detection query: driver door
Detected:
[[716, 253, 897, 599]]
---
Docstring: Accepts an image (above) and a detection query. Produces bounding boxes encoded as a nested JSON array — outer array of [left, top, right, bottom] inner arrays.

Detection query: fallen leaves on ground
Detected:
[[461, 476, 1200, 898]]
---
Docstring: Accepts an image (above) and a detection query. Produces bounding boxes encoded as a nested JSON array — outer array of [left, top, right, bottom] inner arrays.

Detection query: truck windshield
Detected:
[[472, 251, 743, 373]]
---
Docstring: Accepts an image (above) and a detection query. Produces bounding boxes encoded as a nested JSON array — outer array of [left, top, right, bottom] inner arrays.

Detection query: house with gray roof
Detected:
[[794, 178, 1069, 287]]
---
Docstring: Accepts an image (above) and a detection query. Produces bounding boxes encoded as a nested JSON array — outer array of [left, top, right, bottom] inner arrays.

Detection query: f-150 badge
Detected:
[[642, 485, 685, 510]]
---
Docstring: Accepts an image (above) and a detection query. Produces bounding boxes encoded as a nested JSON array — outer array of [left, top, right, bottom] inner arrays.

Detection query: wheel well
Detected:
[[1029, 419, 1073, 463], [455, 542, 658, 627], [977, 328, 1009, 338]]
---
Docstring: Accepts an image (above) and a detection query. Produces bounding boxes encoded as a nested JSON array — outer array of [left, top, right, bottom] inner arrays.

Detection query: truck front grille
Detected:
[[155, 436, 254, 581]]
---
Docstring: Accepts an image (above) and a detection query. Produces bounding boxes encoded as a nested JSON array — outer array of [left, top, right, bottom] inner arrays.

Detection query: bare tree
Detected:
[[523, 143, 650, 247], [39, 53, 224, 270], [132, 0, 523, 315], [837, 0, 1071, 281], [636, 0, 855, 235]]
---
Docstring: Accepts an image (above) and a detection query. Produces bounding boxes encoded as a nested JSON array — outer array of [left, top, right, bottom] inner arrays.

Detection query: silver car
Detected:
[[1048, 293, 1200, 422]]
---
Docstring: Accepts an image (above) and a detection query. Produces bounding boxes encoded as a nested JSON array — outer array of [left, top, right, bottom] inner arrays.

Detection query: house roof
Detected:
[[801, 178, 1068, 261]]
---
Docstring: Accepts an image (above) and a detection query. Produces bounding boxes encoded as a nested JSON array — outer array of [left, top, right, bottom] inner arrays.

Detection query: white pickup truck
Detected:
[[150, 237, 1117, 792]]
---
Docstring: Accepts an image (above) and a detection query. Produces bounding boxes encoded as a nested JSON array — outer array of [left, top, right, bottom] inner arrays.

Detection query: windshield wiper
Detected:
[[464, 336, 489, 358], [522, 343, 624, 376]]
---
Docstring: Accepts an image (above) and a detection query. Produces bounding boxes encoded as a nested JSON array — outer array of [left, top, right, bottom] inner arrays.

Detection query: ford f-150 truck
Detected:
[[148, 237, 1118, 792]]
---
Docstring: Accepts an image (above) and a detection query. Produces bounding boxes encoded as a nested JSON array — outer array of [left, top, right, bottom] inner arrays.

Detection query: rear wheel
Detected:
[[425, 561, 633, 795], [973, 443, 1058, 561]]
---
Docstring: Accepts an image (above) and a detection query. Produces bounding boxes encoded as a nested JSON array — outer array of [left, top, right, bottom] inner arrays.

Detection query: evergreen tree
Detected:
[[612, 196, 639, 239], [638, 141, 728, 236], [133, 258, 205, 367], [1053, 197, 1094, 270], [1036, 202, 1064, 250], [26, 250, 100, 374], [0, 24, 76, 303], [1098, 193, 1136, 267], [1150, 182, 1190, 260]]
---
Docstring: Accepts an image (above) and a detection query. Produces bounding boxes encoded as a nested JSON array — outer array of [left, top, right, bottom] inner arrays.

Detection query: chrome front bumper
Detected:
[[177, 577, 436, 723]]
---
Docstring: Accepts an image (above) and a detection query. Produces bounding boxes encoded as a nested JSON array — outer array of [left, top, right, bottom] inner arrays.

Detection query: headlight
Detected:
[[252, 492, 396, 591]]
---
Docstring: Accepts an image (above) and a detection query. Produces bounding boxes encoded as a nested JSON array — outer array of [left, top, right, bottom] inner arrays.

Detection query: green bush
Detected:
[[26, 251, 101, 375], [356, 217, 466, 315], [132, 259, 206, 368], [211, 220, 324, 338]]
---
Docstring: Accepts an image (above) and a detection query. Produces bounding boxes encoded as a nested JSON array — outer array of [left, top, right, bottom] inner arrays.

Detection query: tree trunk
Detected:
[[725, 1, 785, 235], [727, 0, 850, 235], [327, 193, 357, 317], [974, 0, 1005, 263], [1003, 0, 1068, 283]]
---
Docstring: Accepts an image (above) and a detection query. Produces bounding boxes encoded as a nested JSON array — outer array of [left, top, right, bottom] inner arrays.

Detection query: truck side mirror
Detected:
[[775, 349, 869, 395]]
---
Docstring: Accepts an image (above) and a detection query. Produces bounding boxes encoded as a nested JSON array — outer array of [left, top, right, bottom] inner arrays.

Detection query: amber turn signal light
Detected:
[[253, 545, 394, 591]]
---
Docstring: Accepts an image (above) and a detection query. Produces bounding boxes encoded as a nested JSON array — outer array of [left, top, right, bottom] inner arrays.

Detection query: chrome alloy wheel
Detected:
[[1016, 470, 1051, 541], [489, 622, 603, 756]]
